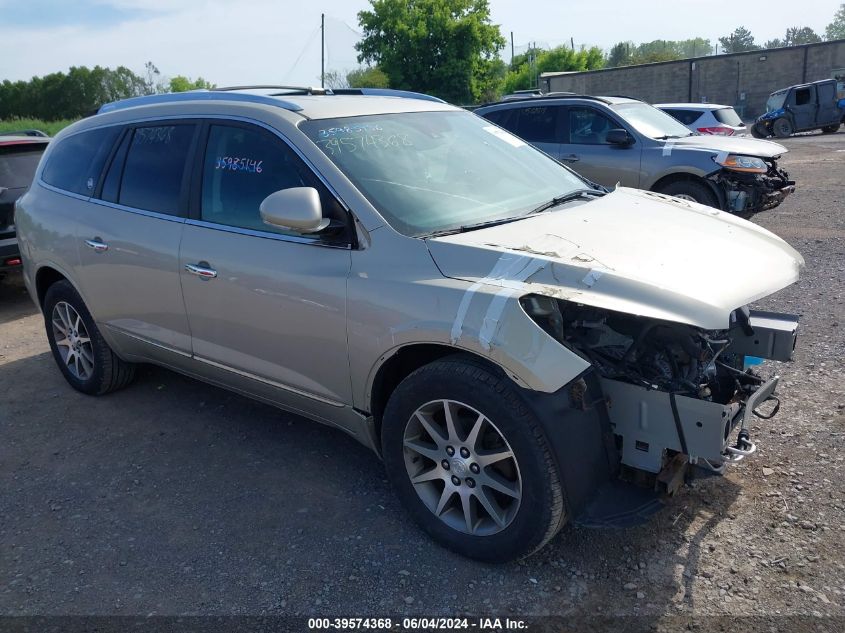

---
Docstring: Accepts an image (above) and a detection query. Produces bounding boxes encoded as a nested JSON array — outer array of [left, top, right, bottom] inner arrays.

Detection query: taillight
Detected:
[[4, 257, 22, 267], [697, 126, 735, 136]]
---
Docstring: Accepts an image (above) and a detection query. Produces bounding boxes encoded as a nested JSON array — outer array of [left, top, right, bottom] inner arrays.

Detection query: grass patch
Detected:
[[0, 118, 78, 137]]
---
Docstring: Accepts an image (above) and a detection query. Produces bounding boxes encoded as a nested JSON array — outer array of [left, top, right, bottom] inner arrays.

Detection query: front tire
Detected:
[[382, 356, 566, 562], [750, 123, 768, 138], [44, 280, 136, 395], [656, 179, 719, 209], [773, 117, 793, 138]]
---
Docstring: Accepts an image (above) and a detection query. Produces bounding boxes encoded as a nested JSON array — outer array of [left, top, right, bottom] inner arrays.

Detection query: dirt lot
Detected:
[[1, 132, 843, 622]]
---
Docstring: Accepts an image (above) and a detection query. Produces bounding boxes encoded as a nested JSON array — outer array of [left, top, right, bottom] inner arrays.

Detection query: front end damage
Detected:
[[714, 159, 794, 217], [521, 295, 799, 487]]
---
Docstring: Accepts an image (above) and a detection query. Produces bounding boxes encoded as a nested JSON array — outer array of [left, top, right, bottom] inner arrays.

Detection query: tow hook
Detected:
[[724, 429, 757, 462]]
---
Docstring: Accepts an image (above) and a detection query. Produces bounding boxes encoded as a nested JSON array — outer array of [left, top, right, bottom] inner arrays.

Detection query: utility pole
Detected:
[[570, 37, 574, 51], [321, 13, 325, 88], [510, 31, 515, 69]]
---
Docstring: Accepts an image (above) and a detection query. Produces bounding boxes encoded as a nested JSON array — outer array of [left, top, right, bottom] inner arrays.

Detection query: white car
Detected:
[[656, 103, 747, 136]]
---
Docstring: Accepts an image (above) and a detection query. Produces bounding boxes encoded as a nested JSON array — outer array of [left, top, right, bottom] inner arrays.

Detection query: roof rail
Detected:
[[215, 85, 328, 95], [479, 93, 615, 107], [98, 90, 304, 114], [97, 85, 446, 115], [330, 88, 446, 103]]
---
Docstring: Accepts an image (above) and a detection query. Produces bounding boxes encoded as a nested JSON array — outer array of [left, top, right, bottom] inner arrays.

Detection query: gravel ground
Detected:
[[0, 131, 843, 621]]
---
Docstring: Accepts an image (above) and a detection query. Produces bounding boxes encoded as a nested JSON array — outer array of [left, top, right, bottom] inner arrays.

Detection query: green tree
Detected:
[[718, 26, 759, 53], [678, 38, 713, 58], [168, 75, 215, 92], [0, 65, 147, 120], [347, 66, 391, 88], [502, 45, 604, 94], [606, 42, 633, 68], [355, 0, 506, 104], [825, 3, 845, 40], [786, 26, 822, 44]]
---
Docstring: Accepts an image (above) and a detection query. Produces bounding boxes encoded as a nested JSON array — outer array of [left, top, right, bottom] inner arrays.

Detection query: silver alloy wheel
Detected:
[[673, 193, 698, 202], [51, 301, 95, 380], [402, 399, 522, 536]]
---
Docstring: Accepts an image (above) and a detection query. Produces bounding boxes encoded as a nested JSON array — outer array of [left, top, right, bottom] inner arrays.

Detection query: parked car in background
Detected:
[[0, 134, 50, 279], [16, 87, 803, 562], [475, 94, 794, 217], [752, 79, 845, 138], [656, 103, 747, 136]]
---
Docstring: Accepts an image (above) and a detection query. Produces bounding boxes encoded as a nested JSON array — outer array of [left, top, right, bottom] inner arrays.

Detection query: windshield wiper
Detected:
[[526, 188, 605, 215], [423, 215, 528, 238], [655, 133, 695, 139]]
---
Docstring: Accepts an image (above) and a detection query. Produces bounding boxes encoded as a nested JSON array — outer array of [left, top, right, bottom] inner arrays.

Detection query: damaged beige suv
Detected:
[[16, 87, 803, 562]]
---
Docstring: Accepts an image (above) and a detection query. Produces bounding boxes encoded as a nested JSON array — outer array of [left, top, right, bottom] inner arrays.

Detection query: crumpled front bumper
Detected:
[[716, 164, 795, 216], [602, 310, 798, 475]]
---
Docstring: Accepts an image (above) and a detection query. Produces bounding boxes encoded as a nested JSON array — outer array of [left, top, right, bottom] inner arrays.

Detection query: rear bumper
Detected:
[[0, 235, 21, 270]]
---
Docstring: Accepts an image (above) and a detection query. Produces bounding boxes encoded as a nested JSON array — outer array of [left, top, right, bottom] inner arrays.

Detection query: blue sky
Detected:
[[1, 0, 841, 86], [2, 0, 161, 27]]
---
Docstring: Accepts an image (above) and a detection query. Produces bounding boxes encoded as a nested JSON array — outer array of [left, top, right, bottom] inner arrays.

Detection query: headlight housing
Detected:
[[714, 154, 768, 174]]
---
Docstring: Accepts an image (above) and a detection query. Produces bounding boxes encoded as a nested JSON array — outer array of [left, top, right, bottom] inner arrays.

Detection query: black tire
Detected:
[[773, 117, 793, 138], [381, 356, 566, 562], [656, 179, 720, 209], [821, 123, 840, 134], [750, 123, 768, 138], [43, 280, 136, 395]]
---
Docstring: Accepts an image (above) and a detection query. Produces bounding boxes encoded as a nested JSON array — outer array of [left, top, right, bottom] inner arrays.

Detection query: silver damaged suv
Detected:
[[16, 86, 804, 562]]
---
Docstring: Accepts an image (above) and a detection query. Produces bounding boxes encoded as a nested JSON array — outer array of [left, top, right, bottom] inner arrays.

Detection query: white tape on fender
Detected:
[[450, 253, 544, 345], [478, 258, 546, 350], [662, 141, 675, 157]]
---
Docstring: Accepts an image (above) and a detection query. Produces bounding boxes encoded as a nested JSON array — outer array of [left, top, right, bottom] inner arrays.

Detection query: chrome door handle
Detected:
[[561, 154, 580, 163], [185, 263, 218, 279], [85, 238, 109, 252]]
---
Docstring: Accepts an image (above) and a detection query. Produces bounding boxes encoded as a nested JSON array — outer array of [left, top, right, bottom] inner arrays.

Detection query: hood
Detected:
[[666, 134, 786, 158], [426, 188, 803, 330]]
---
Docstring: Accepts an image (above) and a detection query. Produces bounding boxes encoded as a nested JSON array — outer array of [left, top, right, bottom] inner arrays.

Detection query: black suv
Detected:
[[0, 135, 50, 277]]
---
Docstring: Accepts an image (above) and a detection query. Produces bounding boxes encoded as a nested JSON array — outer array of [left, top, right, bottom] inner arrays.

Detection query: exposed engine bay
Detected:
[[715, 159, 794, 217], [521, 295, 799, 476]]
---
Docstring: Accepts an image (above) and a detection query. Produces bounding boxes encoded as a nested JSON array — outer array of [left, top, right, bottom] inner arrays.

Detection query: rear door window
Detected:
[[41, 127, 120, 195], [118, 124, 197, 215], [514, 106, 563, 143], [664, 109, 702, 125]]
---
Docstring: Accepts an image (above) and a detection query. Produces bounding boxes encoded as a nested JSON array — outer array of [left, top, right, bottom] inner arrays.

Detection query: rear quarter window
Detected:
[[41, 127, 121, 195], [713, 108, 743, 126]]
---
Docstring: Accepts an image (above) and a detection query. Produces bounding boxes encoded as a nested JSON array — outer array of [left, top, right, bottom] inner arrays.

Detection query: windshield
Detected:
[[301, 111, 587, 236], [611, 102, 693, 139], [766, 91, 787, 112]]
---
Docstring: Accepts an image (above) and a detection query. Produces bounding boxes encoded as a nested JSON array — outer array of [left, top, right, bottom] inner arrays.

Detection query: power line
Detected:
[[284, 25, 321, 81]]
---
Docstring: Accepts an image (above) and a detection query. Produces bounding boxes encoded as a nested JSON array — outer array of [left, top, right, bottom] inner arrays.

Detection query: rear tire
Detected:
[[821, 123, 840, 134], [381, 356, 566, 562], [656, 179, 720, 209], [43, 280, 136, 395], [773, 117, 793, 138]]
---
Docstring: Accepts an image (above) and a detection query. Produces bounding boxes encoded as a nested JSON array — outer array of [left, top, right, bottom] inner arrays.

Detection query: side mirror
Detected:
[[606, 129, 634, 146], [259, 187, 329, 234]]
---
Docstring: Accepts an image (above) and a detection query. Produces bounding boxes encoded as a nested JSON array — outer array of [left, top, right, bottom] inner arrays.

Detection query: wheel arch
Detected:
[[650, 172, 725, 209], [35, 265, 71, 311], [367, 343, 508, 440]]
